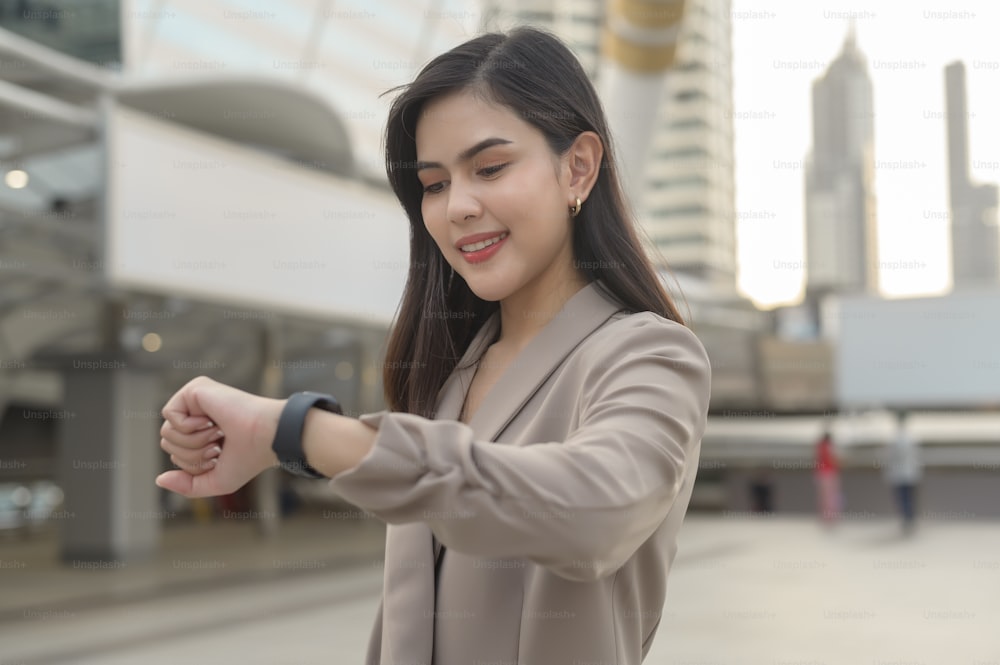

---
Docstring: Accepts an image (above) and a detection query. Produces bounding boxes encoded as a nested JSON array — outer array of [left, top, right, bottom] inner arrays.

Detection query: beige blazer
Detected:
[[329, 280, 712, 665]]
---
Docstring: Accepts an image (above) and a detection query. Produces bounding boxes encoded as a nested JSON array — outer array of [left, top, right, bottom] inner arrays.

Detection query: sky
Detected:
[[729, 0, 1000, 307]]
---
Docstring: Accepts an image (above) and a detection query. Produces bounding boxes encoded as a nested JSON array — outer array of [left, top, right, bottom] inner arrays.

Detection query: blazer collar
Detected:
[[435, 280, 626, 441]]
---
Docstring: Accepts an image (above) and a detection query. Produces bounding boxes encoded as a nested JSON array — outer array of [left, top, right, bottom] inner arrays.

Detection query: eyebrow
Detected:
[[415, 137, 513, 172]]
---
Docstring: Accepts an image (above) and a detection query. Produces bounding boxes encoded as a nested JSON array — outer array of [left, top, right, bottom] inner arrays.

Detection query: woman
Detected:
[[157, 27, 711, 664]]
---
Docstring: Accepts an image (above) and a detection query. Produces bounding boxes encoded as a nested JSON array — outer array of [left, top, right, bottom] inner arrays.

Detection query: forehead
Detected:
[[415, 91, 529, 151]]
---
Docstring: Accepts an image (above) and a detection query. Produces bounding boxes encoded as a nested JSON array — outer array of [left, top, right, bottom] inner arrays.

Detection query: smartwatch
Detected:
[[271, 391, 343, 479]]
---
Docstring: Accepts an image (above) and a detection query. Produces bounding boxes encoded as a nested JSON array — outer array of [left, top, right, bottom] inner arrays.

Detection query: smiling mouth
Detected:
[[460, 232, 509, 253]]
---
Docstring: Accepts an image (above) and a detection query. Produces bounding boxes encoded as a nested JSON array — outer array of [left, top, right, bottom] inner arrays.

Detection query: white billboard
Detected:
[[105, 106, 410, 325], [835, 290, 1000, 408]]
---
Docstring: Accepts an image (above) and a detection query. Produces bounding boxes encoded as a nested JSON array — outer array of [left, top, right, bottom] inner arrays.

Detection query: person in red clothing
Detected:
[[814, 430, 842, 525]]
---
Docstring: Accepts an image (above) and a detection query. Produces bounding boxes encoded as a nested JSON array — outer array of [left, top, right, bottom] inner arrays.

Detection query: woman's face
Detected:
[[415, 90, 580, 304]]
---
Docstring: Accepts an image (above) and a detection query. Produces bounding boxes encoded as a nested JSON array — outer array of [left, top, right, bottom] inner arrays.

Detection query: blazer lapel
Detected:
[[466, 280, 625, 442], [434, 280, 624, 439], [433, 314, 500, 422]]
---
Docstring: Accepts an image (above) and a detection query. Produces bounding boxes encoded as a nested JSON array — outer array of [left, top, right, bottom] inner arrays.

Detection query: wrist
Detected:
[[271, 392, 342, 478], [255, 397, 285, 470], [301, 408, 327, 474], [304, 411, 379, 478]]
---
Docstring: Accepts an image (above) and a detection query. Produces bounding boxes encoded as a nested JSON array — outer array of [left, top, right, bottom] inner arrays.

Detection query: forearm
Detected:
[[326, 410, 697, 581], [300, 408, 378, 478]]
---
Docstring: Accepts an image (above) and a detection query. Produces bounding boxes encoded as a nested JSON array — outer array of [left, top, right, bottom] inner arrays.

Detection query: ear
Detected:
[[562, 131, 603, 206]]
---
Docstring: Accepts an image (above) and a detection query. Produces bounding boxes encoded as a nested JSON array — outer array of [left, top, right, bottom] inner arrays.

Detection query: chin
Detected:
[[465, 283, 509, 303], [462, 273, 519, 303]]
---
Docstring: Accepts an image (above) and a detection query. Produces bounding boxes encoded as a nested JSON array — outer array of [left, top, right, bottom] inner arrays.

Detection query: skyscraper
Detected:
[[482, 0, 738, 292], [480, 0, 604, 77], [945, 61, 1000, 287], [804, 26, 878, 302], [639, 0, 736, 290]]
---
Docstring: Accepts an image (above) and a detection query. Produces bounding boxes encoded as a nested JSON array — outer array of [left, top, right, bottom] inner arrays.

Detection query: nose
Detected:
[[446, 178, 482, 224]]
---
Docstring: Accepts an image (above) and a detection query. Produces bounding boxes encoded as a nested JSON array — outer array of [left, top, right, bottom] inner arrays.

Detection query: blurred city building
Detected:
[[640, 0, 737, 292], [945, 60, 1000, 287], [481, 0, 604, 76], [1, 0, 482, 560], [120, 0, 480, 182], [834, 289, 1000, 412], [753, 25, 878, 420], [2, 1, 998, 565], [803, 25, 878, 324]]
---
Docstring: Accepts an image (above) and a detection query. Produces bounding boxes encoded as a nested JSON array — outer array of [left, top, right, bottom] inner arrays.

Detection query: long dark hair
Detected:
[[382, 26, 685, 417]]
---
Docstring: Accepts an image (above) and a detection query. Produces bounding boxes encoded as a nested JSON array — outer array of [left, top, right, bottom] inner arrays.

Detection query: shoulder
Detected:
[[572, 310, 712, 383], [562, 309, 713, 422], [588, 310, 709, 361]]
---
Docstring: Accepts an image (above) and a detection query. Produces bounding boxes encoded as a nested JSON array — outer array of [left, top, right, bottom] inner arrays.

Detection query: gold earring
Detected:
[[570, 197, 582, 218]]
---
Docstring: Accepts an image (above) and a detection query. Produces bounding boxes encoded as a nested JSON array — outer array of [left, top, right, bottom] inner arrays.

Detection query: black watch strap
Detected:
[[272, 391, 342, 479]]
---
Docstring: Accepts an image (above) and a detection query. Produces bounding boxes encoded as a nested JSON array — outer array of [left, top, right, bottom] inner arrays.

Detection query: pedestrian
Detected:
[[814, 430, 842, 525], [749, 468, 774, 513], [155, 27, 711, 664], [884, 410, 921, 534]]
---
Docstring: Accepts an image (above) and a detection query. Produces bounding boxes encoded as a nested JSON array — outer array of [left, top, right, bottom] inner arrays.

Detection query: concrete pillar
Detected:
[[253, 320, 283, 539], [358, 326, 389, 415], [58, 356, 161, 563], [598, 0, 687, 199]]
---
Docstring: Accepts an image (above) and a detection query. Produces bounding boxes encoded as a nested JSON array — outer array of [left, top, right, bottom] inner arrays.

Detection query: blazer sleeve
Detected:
[[327, 314, 712, 582]]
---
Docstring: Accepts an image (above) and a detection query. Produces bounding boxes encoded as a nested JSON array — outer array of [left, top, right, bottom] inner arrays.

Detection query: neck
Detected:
[[494, 268, 589, 355]]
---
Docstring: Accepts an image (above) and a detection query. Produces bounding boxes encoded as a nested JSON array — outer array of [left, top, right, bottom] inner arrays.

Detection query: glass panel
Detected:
[[0, 0, 121, 68]]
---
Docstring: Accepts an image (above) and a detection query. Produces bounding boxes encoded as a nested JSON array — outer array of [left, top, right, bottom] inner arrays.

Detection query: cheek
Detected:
[[421, 200, 452, 254], [511, 165, 565, 219], [420, 198, 441, 234]]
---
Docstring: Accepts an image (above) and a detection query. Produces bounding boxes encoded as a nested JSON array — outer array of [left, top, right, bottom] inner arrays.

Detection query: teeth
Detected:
[[461, 232, 508, 252]]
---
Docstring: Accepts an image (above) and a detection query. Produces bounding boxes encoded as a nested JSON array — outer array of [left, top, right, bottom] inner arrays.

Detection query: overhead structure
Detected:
[[0, 23, 403, 560], [115, 77, 355, 177], [598, 0, 686, 196]]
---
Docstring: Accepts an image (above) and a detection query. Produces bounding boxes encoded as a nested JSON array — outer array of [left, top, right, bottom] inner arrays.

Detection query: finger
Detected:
[[162, 412, 215, 436], [190, 417, 216, 432], [156, 467, 228, 499], [170, 453, 217, 476], [161, 378, 215, 434], [161, 437, 221, 464], [170, 453, 216, 475], [160, 423, 225, 450], [156, 470, 196, 496]]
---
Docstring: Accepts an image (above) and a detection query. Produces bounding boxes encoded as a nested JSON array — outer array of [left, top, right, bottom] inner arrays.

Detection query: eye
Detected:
[[478, 163, 509, 177], [423, 181, 446, 194]]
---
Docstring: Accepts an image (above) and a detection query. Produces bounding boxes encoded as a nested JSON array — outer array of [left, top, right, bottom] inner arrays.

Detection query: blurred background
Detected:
[[0, 0, 997, 663]]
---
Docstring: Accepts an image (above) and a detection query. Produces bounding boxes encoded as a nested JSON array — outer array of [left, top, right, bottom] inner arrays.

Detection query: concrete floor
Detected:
[[1, 514, 998, 664]]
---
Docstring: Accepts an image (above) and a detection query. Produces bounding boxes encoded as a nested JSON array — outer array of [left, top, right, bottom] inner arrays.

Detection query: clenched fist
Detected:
[[157, 375, 285, 498]]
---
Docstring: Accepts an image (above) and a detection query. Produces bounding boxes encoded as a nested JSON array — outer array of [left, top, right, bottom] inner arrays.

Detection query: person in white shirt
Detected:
[[883, 410, 922, 534]]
